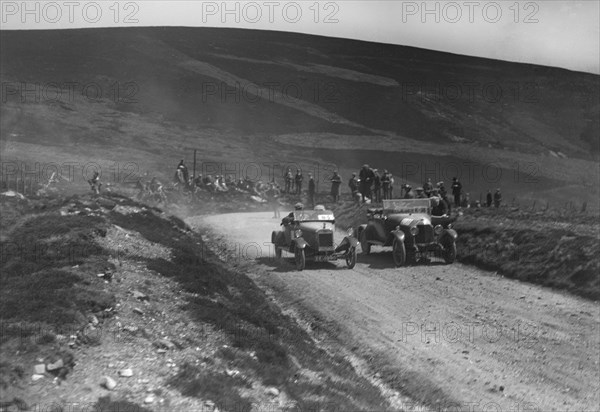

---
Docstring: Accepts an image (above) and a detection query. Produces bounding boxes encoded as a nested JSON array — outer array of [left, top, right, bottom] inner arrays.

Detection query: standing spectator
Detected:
[[451, 177, 462, 207], [403, 185, 415, 199], [423, 178, 433, 197], [462, 193, 470, 208], [348, 173, 359, 201], [284, 168, 293, 194], [437, 181, 447, 198], [494, 188, 502, 208], [307, 173, 316, 207], [294, 169, 303, 195], [373, 169, 381, 203], [389, 174, 395, 198], [486, 190, 493, 207], [381, 170, 391, 199], [358, 164, 375, 202], [89, 171, 102, 194], [330, 171, 342, 203], [268, 182, 281, 218]]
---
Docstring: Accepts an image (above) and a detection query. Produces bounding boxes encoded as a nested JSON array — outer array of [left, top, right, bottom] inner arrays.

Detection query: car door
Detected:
[[366, 210, 388, 244]]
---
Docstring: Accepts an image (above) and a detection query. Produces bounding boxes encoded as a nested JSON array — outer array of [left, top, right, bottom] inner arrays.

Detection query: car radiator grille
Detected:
[[318, 232, 334, 248], [415, 225, 433, 243]]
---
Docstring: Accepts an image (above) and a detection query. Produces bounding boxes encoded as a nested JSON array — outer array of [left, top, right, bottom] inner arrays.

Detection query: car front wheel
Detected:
[[443, 242, 457, 264], [345, 246, 357, 269], [360, 231, 371, 255], [392, 239, 406, 267], [295, 248, 306, 271]]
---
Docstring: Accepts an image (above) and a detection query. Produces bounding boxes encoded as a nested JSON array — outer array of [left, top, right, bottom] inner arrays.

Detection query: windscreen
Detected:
[[383, 199, 431, 214], [293, 210, 335, 221]]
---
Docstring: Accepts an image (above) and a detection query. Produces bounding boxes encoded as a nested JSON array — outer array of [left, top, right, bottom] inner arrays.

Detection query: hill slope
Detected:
[[1, 27, 599, 208]]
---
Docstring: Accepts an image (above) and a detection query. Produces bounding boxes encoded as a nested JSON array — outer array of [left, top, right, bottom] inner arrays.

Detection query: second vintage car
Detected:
[[356, 198, 457, 266], [272, 207, 358, 271]]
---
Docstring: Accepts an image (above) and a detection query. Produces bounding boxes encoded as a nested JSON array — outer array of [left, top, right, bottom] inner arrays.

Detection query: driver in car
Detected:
[[431, 196, 449, 217], [281, 203, 304, 226]]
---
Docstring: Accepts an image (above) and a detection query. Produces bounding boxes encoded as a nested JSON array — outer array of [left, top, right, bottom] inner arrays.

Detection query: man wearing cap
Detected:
[[381, 170, 391, 199], [451, 177, 462, 207], [307, 173, 316, 207], [494, 188, 502, 208], [373, 169, 381, 203], [295, 169, 304, 195], [359, 164, 375, 202], [423, 178, 433, 197], [348, 173, 359, 200], [266, 182, 281, 218], [403, 184, 415, 199], [282, 203, 303, 226], [330, 171, 342, 203]]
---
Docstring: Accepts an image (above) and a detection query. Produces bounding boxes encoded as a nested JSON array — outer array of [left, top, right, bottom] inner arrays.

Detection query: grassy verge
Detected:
[[331, 201, 600, 300], [1, 192, 390, 410]]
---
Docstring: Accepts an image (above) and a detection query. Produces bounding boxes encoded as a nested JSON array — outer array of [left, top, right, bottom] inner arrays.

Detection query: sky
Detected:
[[1, 0, 599, 74]]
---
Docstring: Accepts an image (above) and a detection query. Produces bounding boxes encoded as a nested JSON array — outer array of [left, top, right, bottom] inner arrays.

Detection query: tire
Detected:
[[392, 239, 406, 267], [295, 247, 306, 271], [443, 242, 457, 264], [346, 246, 357, 269], [360, 230, 371, 255]]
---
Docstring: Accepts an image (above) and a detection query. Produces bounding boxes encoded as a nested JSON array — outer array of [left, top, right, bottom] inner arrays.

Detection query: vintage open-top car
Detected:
[[271, 208, 359, 271], [356, 198, 457, 266]]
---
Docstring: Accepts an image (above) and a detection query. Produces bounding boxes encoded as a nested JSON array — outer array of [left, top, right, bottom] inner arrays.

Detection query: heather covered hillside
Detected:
[[1, 27, 599, 209]]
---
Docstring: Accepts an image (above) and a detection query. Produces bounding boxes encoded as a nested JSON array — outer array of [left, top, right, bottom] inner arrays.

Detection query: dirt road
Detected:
[[191, 212, 599, 411]]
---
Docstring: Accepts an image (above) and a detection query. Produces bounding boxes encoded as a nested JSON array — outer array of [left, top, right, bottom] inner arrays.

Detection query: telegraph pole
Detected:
[[193, 150, 197, 179]]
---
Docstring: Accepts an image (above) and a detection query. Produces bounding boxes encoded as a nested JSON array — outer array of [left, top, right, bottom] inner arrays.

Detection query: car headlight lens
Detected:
[[434, 225, 443, 235], [410, 226, 419, 236], [347, 227, 354, 237], [294, 229, 303, 238]]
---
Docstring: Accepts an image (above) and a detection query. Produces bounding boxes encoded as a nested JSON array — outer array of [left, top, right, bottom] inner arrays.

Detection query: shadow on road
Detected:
[[256, 256, 344, 272], [358, 251, 448, 269]]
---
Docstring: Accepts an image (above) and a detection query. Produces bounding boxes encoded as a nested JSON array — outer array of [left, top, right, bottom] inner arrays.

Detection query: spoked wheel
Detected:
[[392, 239, 406, 267], [345, 246, 357, 269], [360, 231, 371, 255], [295, 248, 306, 271], [443, 242, 457, 264]]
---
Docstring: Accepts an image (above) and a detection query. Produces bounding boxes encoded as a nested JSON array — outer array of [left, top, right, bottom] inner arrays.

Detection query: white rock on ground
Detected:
[[119, 368, 134, 377], [101, 376, 117, 390]]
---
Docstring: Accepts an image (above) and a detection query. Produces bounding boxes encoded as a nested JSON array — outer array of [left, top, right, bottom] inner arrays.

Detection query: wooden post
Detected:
[[193, 149, 197, 180]]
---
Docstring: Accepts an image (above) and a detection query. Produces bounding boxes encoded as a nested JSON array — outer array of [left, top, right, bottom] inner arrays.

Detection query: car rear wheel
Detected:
[[295, 248, 306, 271], [345, 246, 357, 269], [360, 231, 371, 255], [392, 239, 406, 267], [443, 242, 457, 264]]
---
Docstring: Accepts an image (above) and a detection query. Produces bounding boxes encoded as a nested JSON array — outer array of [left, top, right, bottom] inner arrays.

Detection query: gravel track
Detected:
[[194, 212, 599, 411]]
